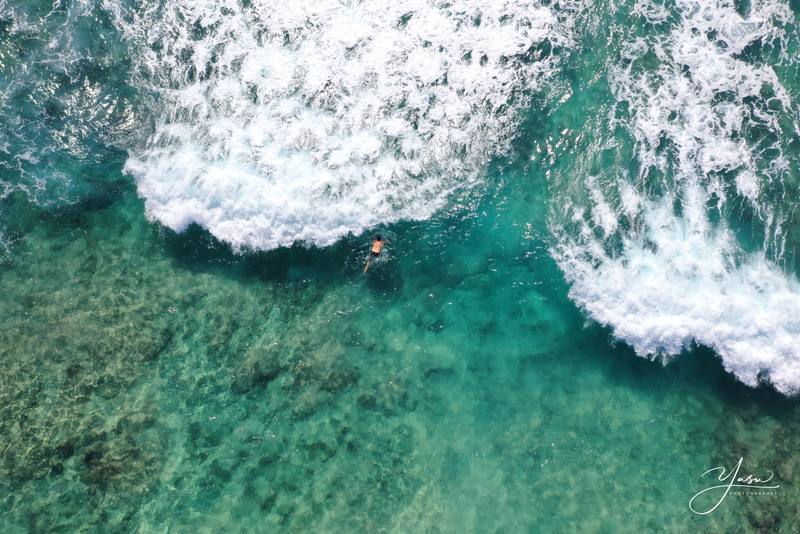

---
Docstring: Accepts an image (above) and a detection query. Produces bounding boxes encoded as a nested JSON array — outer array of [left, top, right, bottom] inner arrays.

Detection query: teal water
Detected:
[[2, 1, 800, 532]]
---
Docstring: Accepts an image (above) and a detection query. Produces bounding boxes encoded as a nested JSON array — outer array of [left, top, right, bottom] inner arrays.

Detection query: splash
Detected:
[[116, 0, 574, 250]]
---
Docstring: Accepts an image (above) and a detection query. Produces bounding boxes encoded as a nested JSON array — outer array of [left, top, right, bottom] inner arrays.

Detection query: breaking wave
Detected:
[[552, 0, 800, 393], [116, 0, 576, 250]]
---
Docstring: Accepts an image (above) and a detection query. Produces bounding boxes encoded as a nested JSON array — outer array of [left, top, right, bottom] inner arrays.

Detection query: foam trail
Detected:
[[553, 0, 800, 393], [115, 0, 575, 250]]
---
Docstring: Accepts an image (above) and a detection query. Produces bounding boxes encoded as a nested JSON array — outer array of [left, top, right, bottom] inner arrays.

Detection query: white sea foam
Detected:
[[558, 195, 800, 392], [553, 0, 800, 393], [115, 0, 574, 250]]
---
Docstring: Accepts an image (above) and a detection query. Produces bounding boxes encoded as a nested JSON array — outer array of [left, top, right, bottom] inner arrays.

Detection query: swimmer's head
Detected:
[[374, 234, 382, 241]]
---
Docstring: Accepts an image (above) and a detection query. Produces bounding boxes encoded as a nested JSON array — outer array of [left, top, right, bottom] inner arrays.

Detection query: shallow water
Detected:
[[2, 0, 800, 532]]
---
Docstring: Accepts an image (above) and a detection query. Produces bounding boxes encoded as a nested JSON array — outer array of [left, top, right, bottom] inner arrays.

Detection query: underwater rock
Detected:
[[78, 411, 164, 493], [357, 377, 417, 416], [208, 458, 235, 485], [746, 504, 783, 532], [231, 349, 283, 394], [55, 441, 76, 459], [258, 450, 281, 468], [306, 440, 337, 463], [65, 364, 82, 380], [82, 446, 122, 488], [423, 366, 456, 381], [259, 489, 278, 512], [320, 367, 360, 393], [291, 390, 325, 420], [357, 393, 378, 411], [188, 421, 223, 450]]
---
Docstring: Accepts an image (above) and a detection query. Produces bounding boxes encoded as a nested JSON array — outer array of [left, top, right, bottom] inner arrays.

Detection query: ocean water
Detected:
[[1, 0, 800, 532]]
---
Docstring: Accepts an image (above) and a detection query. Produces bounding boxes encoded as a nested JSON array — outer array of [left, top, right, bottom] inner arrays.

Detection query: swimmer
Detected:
[[364, 235, 385, 273]]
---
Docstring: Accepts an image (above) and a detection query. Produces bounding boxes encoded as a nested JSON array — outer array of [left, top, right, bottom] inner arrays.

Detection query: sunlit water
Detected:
[[1, 1, 800, 531]]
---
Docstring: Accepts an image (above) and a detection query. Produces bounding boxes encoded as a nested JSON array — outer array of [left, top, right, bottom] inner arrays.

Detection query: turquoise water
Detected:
[[2, 0, 800, 532]]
